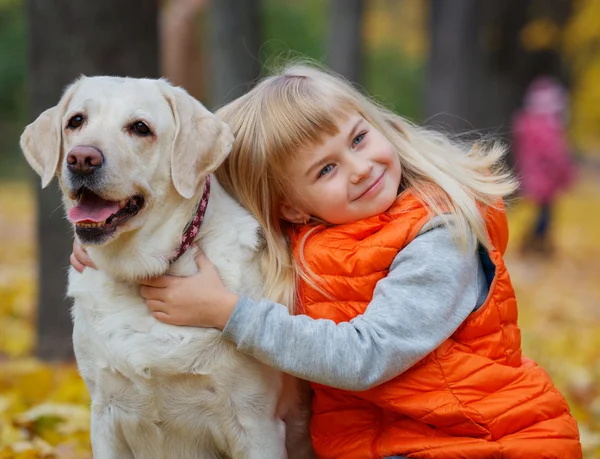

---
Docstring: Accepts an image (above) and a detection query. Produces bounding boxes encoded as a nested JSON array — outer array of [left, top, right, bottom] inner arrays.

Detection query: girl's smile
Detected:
[[353, 171, 386, 202]]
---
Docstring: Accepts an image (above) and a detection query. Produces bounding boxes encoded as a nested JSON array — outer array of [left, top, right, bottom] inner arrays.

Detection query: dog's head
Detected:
[[20, 77, 232, 246]]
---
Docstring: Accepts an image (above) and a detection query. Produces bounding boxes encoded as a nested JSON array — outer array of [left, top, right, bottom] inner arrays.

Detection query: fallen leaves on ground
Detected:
[[0, 183, 91, 458], [504, 167, 600, 457], [1, 169, 599, 458]]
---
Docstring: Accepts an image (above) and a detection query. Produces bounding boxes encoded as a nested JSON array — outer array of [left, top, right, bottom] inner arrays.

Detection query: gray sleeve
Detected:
[[221, 218, 487, 391]]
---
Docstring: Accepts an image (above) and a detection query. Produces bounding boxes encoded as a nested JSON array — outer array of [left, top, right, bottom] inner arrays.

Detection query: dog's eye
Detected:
[[131, 121, 152, 137], [67, 115, 85, 129]]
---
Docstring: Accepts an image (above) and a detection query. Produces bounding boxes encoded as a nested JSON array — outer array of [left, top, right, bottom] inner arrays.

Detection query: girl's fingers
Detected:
[[145, 299, 167, 313], [141, 285, 168, 301], [70, 252, 86, 273], [74, 241, 97, 269], [152, 310, 182, 325], [194, 247, 207, 266], [152, 311, 171, 324], [140, 276, 171, 288]]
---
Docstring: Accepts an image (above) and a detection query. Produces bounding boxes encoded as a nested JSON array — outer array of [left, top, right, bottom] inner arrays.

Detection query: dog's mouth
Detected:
[[68, 188, 145, 242]]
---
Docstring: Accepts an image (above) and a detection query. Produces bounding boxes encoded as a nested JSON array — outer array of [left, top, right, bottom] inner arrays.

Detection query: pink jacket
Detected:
[[512, 111, 575, 204]]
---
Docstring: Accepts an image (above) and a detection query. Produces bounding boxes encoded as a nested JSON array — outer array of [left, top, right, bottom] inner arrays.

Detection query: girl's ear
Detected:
[[280, 202, 310, 224]]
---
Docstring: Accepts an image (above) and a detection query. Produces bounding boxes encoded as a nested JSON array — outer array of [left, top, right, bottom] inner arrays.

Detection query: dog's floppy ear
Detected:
[[160, 80, 234, 199], [20, 79, 81, 188]]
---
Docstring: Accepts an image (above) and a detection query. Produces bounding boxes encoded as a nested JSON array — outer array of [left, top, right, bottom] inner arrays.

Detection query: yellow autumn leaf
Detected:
[[13, 403, 89, 445]]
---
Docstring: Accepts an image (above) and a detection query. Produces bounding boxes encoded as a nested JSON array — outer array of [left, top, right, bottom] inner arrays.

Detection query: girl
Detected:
[[512, 76, 576, 256], [72, 64, 581, 458]]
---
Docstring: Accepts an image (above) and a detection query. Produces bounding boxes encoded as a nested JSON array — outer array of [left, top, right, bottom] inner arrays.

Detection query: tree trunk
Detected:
[[424, 0, 570, 146], [207, 0, 261, 108], [327, 0, 365, 84], [424, 0, 481, 133], [26, 0, 159, 361], [160, 0, 208, 101]]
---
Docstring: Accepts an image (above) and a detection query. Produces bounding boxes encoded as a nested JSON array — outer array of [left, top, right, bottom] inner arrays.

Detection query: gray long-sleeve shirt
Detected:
[[222, 217, 489, 391]]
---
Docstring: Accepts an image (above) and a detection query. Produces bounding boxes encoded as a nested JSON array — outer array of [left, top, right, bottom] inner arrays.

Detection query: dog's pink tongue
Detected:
[[68, 192, 120, 223]]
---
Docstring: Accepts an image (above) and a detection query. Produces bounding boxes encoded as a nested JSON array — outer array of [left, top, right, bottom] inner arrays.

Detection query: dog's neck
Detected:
[[84, 176, 216, 282], [170, 175, 211, 264]]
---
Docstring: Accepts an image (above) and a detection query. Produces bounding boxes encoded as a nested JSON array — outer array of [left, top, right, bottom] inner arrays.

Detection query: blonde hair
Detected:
[[215, 62, 517, 312]]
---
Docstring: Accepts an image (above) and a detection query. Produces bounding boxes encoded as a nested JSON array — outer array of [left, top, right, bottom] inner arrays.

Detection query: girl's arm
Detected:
[[144, 218, 487, 391]]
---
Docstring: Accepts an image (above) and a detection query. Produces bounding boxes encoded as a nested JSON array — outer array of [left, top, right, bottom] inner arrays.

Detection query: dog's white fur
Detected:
[[20, 77, 313, 459]]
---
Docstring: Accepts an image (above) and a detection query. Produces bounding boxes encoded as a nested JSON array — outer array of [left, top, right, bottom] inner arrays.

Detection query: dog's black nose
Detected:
[[67, 146, 104, 176]]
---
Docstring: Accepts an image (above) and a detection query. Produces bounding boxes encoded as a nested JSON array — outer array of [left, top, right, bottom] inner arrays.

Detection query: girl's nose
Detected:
[[349, 156, 372, 184]]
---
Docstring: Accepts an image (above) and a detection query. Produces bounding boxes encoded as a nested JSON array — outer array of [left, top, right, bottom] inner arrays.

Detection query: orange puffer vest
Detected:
[[290, 192, 581, 459]]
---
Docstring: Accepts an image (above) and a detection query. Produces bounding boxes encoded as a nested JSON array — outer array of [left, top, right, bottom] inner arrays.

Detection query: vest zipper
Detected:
[[370, 408, 384, 458]]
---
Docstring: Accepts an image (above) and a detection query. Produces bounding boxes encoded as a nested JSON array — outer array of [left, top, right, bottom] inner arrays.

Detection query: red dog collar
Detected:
[[171, 175, 210, 263]]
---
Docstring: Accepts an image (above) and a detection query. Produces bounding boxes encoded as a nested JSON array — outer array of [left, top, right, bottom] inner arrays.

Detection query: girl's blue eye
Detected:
[[353, 132, 366, 147], [318, 164, 335, 178]]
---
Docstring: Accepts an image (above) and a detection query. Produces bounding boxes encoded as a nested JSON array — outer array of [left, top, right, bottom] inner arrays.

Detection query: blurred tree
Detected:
[[563, 0, 600, 154], [424, 0, 481, 133], [26, 0, 159, 361], [207, 0, 261, 107], [363, 0, 426, 120], [0, 0, 26, 175], [424, 0, 571, 150], [0, 0, 25, 122], [327, 0, 365, 84], [161, 0, 208, 101], [261, 0, 326, 67]]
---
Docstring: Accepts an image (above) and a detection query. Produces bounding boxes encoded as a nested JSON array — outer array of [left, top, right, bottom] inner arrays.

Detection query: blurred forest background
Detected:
[[1, 0, 600, 457]]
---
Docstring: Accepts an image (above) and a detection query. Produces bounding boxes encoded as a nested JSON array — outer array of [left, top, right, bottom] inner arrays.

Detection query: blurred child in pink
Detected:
[[512, 76, 576, 255]]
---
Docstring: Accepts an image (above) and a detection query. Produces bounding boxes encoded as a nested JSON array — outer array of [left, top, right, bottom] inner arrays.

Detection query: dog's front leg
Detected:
[[278, 376, 315, 459], [284, 403, 315, 459], [91, 403, 134, 459]]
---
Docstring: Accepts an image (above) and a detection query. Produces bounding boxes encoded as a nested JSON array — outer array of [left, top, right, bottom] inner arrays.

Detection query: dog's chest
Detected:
[[66, 266, 281, 456], [67, 268, 223, 380]]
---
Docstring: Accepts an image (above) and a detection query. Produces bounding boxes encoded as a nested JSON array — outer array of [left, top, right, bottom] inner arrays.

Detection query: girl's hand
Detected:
[[70, 240, 97, 273], [141, 249, 239, 330]]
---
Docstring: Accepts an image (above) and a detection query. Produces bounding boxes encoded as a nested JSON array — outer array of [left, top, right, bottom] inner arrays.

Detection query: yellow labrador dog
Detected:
[[20, 77, 313, 459]]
